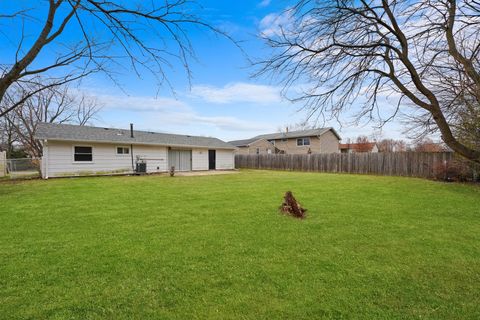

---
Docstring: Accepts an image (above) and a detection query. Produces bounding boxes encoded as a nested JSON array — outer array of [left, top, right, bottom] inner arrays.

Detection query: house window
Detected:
[[74, 146, 92, 162], [268, 139, 276, 146], [256, 148, 260, 154], [297, 138, 310, 146], [116, 146, 130, 155]]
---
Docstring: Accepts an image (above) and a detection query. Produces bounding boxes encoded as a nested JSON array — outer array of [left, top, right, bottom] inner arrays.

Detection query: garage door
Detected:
[[168, 150, 192, 171]]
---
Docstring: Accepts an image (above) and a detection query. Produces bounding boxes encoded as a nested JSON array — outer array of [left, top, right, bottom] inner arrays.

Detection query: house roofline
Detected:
[[40, 138, 237, 150], [256, 127, 342, 141], [245, 138, 276, 147], [326, 128, 342, 141]]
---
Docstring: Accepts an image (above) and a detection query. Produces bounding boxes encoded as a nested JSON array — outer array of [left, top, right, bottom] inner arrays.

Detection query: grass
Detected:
[[0, 170, 479, 319]]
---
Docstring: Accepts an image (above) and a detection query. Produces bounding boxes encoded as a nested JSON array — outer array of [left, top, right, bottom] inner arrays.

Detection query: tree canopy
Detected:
[[258, 0, 480, 162]]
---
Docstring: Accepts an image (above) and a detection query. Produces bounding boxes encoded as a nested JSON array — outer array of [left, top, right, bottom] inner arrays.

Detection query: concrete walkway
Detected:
[[173, 170, 239, 177]]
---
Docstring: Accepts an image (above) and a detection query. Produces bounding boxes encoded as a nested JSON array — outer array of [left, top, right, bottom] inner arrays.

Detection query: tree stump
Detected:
[[280, 191, 306, 219]]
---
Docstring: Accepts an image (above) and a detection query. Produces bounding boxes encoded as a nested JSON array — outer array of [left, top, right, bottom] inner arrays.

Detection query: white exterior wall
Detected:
[[44, 140, 167, 178], [42, 140, 235, 178], [216, 149, 234, 170], [134, 145, 168, 172], [192, 148, 209, 171], [191, 148, 235, 170]]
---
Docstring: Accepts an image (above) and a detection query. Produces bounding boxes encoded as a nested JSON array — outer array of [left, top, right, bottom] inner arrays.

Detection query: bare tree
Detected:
[[0, 112, 19, 157], [2, 83, 99, 157], [0, 1, 224, 118], [355, 135, 374, 152], [277, 121, 315, 132], [453, 91, 480, 151], [377, 138, 407, 152], [257, 0, 480, 163], [413, 138, 448, 152]]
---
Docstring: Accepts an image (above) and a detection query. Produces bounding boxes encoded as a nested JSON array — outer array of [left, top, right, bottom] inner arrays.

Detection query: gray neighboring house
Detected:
[[229, 128, 341, 155], [35, 123, 236, 178]]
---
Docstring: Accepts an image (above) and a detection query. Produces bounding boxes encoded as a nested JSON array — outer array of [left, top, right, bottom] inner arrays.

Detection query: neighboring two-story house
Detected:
[[229, 128, 341, 155]]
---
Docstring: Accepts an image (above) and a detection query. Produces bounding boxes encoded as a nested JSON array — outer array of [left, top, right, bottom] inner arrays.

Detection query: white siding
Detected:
[[42, 140, 235, 178], [216, 149, 234, 170], [192, 148, 208, 171], [45, 141, 167, 177], [134, 145, 168, 172]]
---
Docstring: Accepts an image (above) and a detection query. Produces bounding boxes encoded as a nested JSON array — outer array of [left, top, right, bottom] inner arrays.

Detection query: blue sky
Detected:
[[1, 0, 407, 142]]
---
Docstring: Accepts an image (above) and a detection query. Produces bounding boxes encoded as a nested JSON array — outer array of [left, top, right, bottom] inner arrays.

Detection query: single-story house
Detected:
[[229, 128, 341, 155], [339, 142, 378, 153], [35, 123, 236, 179]]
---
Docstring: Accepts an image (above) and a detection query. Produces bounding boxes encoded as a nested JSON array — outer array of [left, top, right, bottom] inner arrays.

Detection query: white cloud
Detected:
[[95, 93, 188, 112], [159, 113, 268, 132], [89, 91, 271, 134], [259, 10, 294, 36], [191, 82, 282, 104], [258, 0, 271, 8]]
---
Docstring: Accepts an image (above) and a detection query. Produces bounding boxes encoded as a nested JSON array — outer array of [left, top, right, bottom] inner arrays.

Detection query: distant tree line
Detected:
[[0, 82, 99, 158], [346, 135, 447, 153]]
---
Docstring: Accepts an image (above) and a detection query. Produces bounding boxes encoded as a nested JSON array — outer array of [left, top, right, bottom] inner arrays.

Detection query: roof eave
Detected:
[[36, 137, 237, 150]]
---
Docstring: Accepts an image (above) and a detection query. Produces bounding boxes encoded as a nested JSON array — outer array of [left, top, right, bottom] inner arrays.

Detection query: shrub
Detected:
[[433, 159, 475, 182]]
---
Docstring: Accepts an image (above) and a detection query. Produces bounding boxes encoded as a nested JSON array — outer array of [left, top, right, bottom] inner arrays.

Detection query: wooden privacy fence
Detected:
[[235, 152, 454, 178]]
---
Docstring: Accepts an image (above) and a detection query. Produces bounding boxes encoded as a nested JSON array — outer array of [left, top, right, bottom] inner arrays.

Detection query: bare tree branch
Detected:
[[256, 0, 480, 163], [1, 1, 231, 116], [1, 81, 100, 157]]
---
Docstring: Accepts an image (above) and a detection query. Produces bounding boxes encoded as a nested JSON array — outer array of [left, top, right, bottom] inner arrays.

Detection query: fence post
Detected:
[[0, 151, 5, 177]]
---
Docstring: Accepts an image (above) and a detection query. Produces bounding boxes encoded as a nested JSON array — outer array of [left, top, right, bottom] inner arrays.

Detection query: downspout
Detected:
[[131, 143, 134, 172], [130, 123, 135, 172], [43, 139, 49, 179]]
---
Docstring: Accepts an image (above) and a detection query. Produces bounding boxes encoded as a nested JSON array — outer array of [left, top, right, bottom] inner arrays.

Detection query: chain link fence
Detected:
[[1, 158, 41, 179]]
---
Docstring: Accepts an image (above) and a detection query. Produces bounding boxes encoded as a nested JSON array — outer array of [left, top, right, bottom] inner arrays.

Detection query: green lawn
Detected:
[[1, 170, 479, 319]]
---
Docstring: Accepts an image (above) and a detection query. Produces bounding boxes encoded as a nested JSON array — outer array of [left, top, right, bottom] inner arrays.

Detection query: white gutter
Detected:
[[34, 137, 236, 150]]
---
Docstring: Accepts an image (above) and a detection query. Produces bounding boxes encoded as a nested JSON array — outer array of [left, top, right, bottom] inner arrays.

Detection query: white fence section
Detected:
[[0, 151, 5, 177]]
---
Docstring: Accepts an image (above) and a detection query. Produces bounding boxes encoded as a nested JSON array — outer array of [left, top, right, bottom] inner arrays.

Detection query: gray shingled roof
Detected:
[[35, 123, 236, 149], [228, 128, 340, 147], [227, 138, 261, 147]]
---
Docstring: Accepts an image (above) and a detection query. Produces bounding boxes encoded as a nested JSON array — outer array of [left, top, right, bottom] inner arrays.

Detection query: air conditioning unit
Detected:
[[135, 160, 147, 174]]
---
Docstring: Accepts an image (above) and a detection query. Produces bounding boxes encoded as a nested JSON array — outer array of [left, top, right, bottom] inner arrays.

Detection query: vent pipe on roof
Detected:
[[130, 123, 134, 138]]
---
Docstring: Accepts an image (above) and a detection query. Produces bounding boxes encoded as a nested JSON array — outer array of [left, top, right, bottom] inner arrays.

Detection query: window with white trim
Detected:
[[116, 146, 130, 155], [74, 146, 92, 162], [297, 137, 310, 146]]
